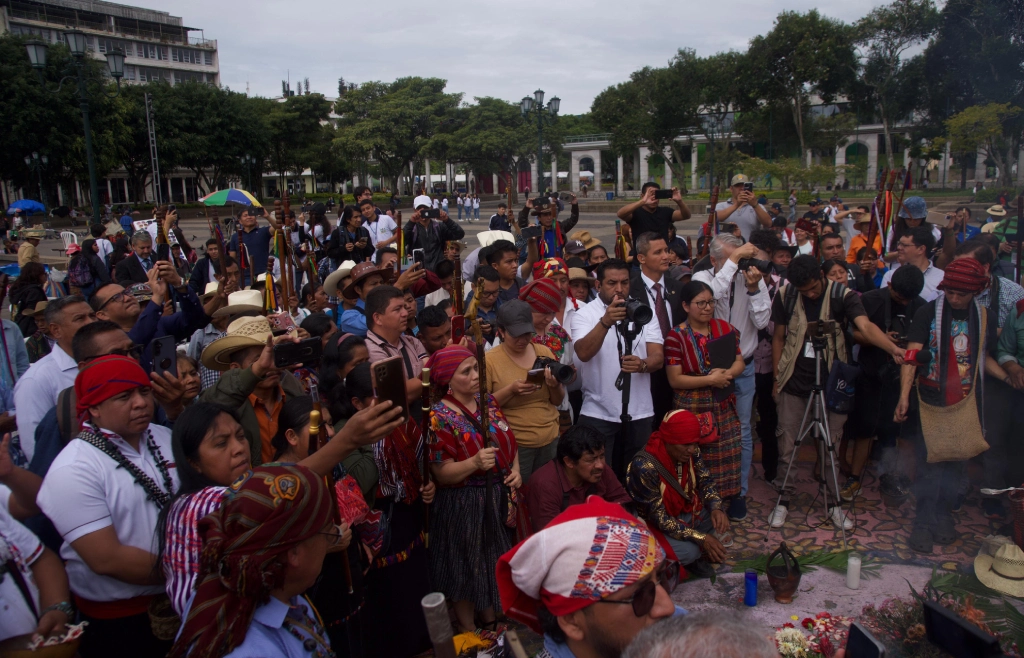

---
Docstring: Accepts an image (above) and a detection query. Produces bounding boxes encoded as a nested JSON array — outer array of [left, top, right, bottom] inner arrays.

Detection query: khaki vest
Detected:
[[776, 281, 850, 392]]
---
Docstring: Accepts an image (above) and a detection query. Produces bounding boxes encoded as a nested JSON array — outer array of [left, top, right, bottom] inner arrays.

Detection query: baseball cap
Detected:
[[564, 239, 587, 255], [729, 174, 749, 186], [413, 194, 432, 209], [771, 202, 783, 211], [495, 300, 535, 337]]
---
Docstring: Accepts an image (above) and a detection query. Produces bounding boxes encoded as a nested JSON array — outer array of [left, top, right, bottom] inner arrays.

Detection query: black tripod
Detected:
[[768, 331, 849, 550], [613, 320, 642, 478]]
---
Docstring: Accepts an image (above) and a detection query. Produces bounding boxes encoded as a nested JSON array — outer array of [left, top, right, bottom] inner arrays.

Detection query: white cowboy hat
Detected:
[[201, 315, 273, 371], [975, 543, 1024, 597], [323, 260, 358, 297], [987, 205, 1008, 217], [477, 230, 516, 248], [200, 281, 219, 302], [212, 289, 265, 319]]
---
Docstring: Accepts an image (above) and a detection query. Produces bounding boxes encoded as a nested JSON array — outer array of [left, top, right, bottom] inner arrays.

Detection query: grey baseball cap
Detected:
[[496, 299, 535, 337]]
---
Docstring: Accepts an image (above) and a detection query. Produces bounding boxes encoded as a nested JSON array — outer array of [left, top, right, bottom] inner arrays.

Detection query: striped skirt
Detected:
[[673, 389, 743, 498], [429, 481, 513, 612]]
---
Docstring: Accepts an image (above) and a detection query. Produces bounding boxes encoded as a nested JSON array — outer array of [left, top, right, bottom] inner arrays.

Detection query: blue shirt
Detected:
[[955, 225, 981, 243], [119, 214, 133, 232], [220, 596, 331, 658], [340, 299, 367, 337], [229, 226, 274, 284]]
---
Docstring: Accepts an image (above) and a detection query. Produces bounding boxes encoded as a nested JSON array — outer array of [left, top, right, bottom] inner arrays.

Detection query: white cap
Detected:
[[413, 195, 432, 209]]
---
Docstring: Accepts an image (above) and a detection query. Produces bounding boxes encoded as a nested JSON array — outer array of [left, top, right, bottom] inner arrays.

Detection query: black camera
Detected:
[[533, 356, 576, 385], [737, 258, 773, 274], [623, 297, 653, 326]]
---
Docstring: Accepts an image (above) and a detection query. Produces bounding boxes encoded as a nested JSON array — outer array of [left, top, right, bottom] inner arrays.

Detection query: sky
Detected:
[[129, 0, 890, 114]]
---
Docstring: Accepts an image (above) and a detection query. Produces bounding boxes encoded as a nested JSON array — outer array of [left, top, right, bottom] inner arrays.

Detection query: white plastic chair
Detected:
[[60, 231, 78, 250]]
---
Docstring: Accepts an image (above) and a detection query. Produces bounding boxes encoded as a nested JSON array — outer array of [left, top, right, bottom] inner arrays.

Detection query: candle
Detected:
[[744, 569, 758, 606], [846, 553, 862, 590]]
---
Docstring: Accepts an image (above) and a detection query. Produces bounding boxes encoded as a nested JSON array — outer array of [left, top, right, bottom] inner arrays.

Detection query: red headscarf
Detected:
[[519, 278, 562, 314], [169, 464, 332, 658], [939, 258, 989, 295], [532, 257, 567, 281], [426, 345, 475, 387], [644, 410, 717, 517], [74, 355, 150, 426]]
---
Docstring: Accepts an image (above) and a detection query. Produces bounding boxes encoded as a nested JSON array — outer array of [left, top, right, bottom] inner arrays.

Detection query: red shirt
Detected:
[[526, 459, 631, 532]]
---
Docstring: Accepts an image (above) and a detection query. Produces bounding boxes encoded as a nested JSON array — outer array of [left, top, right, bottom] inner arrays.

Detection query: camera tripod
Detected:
[[767, 333, 849, 551], [612, 319, 642, 478]]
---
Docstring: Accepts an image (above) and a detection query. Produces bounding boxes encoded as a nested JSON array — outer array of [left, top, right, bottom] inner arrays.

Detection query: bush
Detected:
[[974, 187, 1022, 204]]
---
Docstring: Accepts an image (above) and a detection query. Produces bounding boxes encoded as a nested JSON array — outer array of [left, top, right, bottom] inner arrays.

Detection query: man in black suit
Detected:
[[629, 231, 682, 430], [114, 230, 154, 285], [189, 238, 222, 296]]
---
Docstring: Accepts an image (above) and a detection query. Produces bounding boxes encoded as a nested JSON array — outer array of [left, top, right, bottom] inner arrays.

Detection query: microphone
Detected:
[[904, 349, 932, 366]]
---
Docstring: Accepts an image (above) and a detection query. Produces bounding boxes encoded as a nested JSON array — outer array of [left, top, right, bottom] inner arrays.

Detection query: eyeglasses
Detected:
[[479, 289, 500, 298], [690, 299, 717, 310], [96, 290, 131, 312], [594, 561, 679, 617], [80, 344, 143, 363], [317, 526, 347, 549]]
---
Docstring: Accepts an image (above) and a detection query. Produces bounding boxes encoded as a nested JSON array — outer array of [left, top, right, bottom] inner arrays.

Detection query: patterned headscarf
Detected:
[[497, 497, 664, 633], [939, 258, 989, 295], [644, 410, 718, 518], [169, 465, 332, 658], [75, 355, 150, 426], [519, 278, 562, 314], [532, 257, 567, 281], [426, 345, 475, 388]]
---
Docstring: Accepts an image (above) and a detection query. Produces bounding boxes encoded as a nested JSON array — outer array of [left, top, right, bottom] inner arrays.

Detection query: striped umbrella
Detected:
[[199, 189, 262, 207]]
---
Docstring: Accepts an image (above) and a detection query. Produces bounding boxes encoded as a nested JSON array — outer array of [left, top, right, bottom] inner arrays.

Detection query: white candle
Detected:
[[846, 553, 862, 590]]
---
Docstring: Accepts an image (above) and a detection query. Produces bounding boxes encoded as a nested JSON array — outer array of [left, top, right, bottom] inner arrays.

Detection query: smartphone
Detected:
[[654, 188, 673, 200], [167, 204, 176, 212], [743, 182, 754, 192], [451, 315, 466, 343], [151, 335, 178, 378], [266, 312, 297, 335], [922, 600, 1001, 658], [421, 208, 440, 219], [252, 207, 266, 217], [526, 368, 546, 385], [846, 622, 886, 658], [273, 336, 322, 368], [372, 356, 409, 423], [413, 248, 425, 265]]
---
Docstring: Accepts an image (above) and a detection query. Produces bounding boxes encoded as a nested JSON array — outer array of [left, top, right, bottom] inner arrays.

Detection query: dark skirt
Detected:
[[429, 482, 513, 611], [308, 545, 366, 658], [362, 497, 432, 657]]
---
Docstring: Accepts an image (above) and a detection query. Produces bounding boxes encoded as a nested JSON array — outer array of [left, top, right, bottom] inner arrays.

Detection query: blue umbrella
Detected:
[[7, 199, 45, 214]]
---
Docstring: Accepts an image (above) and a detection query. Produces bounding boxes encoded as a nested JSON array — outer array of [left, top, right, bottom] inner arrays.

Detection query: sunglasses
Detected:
[[595, 561, 679, 617]]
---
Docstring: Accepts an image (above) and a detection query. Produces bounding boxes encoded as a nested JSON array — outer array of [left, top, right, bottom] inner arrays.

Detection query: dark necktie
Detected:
[[653, 282, 670, 339], [140, 257, 151, 272]]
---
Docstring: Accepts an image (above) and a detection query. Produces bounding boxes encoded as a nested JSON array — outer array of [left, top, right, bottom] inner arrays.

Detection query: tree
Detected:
[[946, 103, 1022, 186], [267, 93, 332, 193], [442, 97, 534, 201], [748, 10, 858, 165], [855, 0, 939, 168]]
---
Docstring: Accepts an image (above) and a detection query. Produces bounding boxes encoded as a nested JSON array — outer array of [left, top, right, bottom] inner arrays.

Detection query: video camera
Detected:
[[533, 356, 576, 385]]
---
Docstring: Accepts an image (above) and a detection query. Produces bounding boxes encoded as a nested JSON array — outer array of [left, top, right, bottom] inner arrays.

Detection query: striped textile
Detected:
[[162, 486, 229, 616]]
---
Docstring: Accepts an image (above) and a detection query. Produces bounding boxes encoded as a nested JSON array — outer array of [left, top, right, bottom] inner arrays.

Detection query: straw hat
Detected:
[[568, 267, 594, 285], [477, 230, 516, 248], [975, 543, 1024, 597], [323, 260, 358, 297], [981, 222, 1001, 234], [987, 205, 1008, 217], [569, 230, 601, 250], [201, 315, 273, 371], [200, 281, 219, 302], [21, 300, 48, 317], [212, 289, 265, 319], [341, 262, 394, 301], [22, 227, 45, 239]]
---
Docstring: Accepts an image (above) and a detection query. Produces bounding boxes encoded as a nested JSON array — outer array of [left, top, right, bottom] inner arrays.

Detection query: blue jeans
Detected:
[[474, 207, 480, 219], [734, 361, 755, 496], [457, 204, 463, 219]]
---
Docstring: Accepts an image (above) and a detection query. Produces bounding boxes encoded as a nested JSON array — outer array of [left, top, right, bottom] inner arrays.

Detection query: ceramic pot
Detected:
[[765, 541, 801, 604]]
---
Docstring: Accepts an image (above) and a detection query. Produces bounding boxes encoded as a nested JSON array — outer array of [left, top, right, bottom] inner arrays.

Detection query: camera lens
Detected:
[[624, 298, 653, 326], [737, 258, 773, 274]]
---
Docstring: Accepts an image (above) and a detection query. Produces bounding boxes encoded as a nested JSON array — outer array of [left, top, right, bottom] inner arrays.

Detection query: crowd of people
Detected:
[[0, 178, 1021, 658]]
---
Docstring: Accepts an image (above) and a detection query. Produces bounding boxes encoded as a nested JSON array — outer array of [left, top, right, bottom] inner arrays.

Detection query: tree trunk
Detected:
[[792, 91, 807, 168], [880, 107, 895, 170]]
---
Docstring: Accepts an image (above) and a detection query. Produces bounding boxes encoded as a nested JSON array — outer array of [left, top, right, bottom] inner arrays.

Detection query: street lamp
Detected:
[[240, 154, 257, 194], [25, 34, 125, 225], [24, 152, 49, 209], [521, 89, 560, 194]]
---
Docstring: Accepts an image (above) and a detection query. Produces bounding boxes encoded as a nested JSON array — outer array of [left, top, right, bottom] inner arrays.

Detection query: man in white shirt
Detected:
[[36, 354, 178, 657], [361, 199, 397, 249], [572, 258, 664, 479], [692, 233, 772, 521], [628, 233, 682, 430], [713, 174, 773, 241], [14, 296, 96, 462], [881, 225, 945, 302]]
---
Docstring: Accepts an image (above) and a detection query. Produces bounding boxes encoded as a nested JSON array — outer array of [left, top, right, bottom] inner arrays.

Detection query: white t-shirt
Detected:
[[424, 288, 451, 307], [96, 237, 113, 263], [457, 197, 464, 207], [715, 201, 766, 241], [366, 215, 398, 248], [0, 504, 43, 641], [37, 424, 179, 602], [441, 199, 449, 211], [570, 295, 662, 422], [432, 199, 440, 210], [473, 198, 480, 209], [796, 241, 815, 256], [881, 263, 945, 302]]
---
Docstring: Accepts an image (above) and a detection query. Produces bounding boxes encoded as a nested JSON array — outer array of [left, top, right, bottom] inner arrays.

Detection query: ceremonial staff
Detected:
[[154, 205, 171, 262], [309, 383, 354, 594], [1016, 195, 1023, 284], [450, 241, 465, 337], [207, 208, 230, 284], [865, 168, 887, 254], [697, 185, 720, 260], [421, 367, 432, 548], [470, 319, 495, 546]]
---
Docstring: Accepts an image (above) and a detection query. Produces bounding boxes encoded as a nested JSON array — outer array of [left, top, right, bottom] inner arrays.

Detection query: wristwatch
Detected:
[[43, 600, 75, 618]]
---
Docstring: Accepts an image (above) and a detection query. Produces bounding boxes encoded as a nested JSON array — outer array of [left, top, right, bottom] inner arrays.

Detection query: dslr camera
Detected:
[[533, 356, 576, 385], [737, 258, 773, 274], [622, 297, 653, 326]]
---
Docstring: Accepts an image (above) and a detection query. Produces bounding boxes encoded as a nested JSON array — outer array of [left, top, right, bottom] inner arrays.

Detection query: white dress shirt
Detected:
[[692, 259, 771, 359], [14, 345, 78, 462], [639, 271, 674, 329], [570, 295, 662, 422], [37, 424, 178, 602], [881, 262, 945, 302]]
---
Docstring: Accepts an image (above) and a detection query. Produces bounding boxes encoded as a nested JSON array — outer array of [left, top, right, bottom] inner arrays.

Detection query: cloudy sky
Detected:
[[132, 0, 887, 114]]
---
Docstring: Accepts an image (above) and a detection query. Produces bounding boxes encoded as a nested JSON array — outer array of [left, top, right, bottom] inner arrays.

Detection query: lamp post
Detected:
[[520, 89, 560, 195], [23, 152, 49, 210], [25, 31, 124, 226], [240, 154, 257, 194]]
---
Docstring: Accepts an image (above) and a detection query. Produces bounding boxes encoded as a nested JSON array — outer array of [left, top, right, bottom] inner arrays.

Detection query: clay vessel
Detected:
[[765, 541, 801, 604]]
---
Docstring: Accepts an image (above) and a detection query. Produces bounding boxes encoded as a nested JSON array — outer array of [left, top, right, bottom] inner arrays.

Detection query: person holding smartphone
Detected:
[[327, 205, 374, 264], [616, 183, 691, 255], [714, 174, 773, 241]]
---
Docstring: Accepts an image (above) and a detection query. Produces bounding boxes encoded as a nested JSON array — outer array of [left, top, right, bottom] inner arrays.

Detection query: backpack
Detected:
[[67, 257, 94, 288]]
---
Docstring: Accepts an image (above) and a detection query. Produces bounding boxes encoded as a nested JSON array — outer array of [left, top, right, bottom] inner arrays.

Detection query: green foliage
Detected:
[[946, 103, 1023, 187], [731, 548, 881, 578], [740, 156, 849, 192]]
